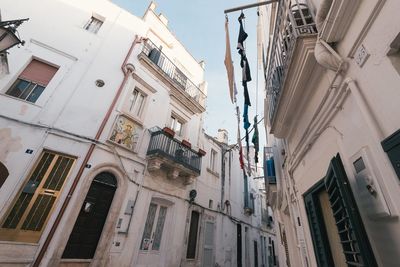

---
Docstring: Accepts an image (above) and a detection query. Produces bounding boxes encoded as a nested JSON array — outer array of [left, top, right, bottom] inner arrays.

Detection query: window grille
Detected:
[[0, 151, 75, 242]]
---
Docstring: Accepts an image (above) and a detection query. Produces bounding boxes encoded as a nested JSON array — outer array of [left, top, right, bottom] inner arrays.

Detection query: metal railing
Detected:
[[266, 1, 317, 122], [147, 130, 202, 174], [141, 39, 206, 106]]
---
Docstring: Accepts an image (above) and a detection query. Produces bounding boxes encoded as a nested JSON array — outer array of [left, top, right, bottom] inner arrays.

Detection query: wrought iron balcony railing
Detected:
[[147, 130, 202, 174], [141, 39, 206, 106], [266, 1, 317, 122]]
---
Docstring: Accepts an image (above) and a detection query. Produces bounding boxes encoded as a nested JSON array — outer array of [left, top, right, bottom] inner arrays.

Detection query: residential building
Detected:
[[261, 0, 400, 266], [0, 0, 274, 266]]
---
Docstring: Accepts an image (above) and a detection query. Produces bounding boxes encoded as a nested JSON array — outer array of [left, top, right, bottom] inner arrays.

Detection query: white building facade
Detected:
[[262, 0, 400, 266], [0, 0, 274, 266]]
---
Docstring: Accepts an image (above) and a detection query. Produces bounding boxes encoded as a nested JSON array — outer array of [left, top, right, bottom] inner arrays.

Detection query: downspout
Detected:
[[33, 35, 142, 267], [314, 0, 344, 71]]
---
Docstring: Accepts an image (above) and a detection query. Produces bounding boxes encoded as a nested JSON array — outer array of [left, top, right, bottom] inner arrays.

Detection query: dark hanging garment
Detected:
[[243, 103, 251, 130], [243, 81, 251, 106], [237, 14, 248, 50], [252, 116, 259, 163]]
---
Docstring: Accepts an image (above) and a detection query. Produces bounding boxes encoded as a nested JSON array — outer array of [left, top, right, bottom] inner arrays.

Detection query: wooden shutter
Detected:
[[324, 154, 377, 267], [202, 221, 214, 267], [304, 187, 334, 267], [19, 59, 58, 86]]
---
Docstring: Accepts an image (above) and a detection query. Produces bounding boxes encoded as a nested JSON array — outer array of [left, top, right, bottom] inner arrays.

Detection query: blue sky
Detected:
[[112, 0, 266, 146]]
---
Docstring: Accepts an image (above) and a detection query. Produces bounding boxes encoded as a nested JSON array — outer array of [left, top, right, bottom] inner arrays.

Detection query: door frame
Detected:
[[50, 163, 127, 266]]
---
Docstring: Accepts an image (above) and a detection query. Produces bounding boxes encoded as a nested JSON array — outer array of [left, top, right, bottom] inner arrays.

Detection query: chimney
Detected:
[[216, 129, 229, 144]]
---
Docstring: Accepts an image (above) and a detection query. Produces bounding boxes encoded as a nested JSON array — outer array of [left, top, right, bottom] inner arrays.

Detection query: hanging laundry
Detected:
[[237, 13, 252, 107], [236, 106, 244, 169], [237, 13, 252, 84], [243, 82, 251, 106], [224, 17, 237, 103], [252, 116, 259, 164], [243, 103, 251, 130]]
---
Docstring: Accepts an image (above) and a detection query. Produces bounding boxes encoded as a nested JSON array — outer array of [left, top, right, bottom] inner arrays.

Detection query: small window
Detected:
[[186, 210, 200, 259], [6, 59, 58, 103], [209, 149, 217, 172], [84, 16, 103, 34], [129, 88, 146, 118], [170, 115, 184, 136]]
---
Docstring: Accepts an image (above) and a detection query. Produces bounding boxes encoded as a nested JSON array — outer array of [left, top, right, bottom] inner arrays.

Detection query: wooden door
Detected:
[[62, 172, 116, 259]]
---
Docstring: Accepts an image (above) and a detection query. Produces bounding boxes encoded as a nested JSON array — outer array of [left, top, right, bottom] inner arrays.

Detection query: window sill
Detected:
[[207, 168, 219, 178], [0, 93, 42, 107]]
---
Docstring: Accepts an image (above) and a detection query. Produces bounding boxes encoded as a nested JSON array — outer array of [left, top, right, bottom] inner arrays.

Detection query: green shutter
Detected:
[[304, 181, 334, 267], [324, 154, 377, 267]]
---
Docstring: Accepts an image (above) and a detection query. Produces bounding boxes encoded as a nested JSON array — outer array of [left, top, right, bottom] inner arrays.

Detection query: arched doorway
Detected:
[[62, 172, 117, 259]]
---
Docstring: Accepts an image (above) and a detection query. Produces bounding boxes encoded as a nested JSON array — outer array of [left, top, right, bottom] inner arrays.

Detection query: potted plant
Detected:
[[181, 139, 191, 149], [163, 127, 175, 137], [198, 148, 206, 156]]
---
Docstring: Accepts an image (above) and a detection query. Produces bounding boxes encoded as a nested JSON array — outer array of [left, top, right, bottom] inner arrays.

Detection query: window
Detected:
[[170, 115, 184, 136], [129, 88, 146, 117], [6, 59, 58, 103], [209, 149, 217, 172], [84, 16, 103, 33], [0, 151, 75, 242], [140, 202, 168, 251], [304, 154, 377, 267], [186, 210, 200, 259]]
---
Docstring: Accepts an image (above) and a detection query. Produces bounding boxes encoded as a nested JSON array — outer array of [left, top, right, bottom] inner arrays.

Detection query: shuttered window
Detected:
[[304, 154, 377, 267], [6, 59, 58, 103], [202, 221, 215, 267], [0, 151, 75, 242]]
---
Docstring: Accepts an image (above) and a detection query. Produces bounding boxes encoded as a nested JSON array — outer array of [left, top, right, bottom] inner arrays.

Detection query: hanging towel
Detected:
[[252, 116, 259, 164], [236, 106, 244, 169], [224, 17, 237, 103]]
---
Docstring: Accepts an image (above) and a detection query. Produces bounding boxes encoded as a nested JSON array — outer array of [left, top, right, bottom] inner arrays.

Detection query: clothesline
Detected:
[[241, 116, 263, 142]]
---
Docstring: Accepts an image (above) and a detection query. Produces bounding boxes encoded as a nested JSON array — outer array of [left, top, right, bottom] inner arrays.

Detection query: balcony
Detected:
[[138, 39, 206, 114], [266, 1, 323, 137], [147, 130, 202, 185]]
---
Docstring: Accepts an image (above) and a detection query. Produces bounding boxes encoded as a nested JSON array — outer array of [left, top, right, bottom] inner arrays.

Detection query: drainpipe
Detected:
[[314, 0, 344, 71], [32, 35, 142, 267]]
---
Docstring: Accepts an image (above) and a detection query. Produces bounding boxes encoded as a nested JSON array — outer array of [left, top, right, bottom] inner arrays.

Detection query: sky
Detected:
[[112, 0, 266, 147]]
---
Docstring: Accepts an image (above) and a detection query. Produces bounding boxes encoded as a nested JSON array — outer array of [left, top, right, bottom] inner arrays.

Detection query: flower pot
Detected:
[[198, 148, 206, 156], [181, 140, 191, 148], [163, 127, 175, 137]]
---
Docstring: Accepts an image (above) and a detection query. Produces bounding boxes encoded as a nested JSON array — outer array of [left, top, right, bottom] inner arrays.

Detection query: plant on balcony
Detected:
[[163, 127, 175, 137], [198, 148, 206, 156], [181, 139, 191, 149]]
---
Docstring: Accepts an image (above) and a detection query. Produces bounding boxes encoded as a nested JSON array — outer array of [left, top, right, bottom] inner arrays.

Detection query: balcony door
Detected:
[[62, 172, 117, 259]]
